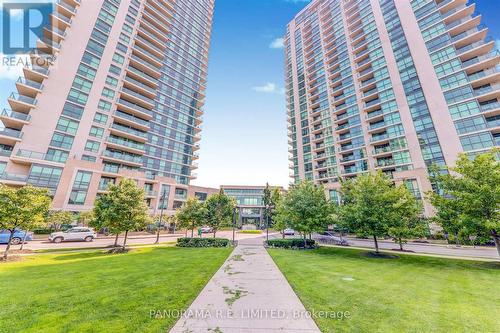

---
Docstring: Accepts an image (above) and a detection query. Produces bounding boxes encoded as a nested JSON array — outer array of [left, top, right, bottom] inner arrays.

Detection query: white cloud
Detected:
[[0, 54, 29, 80], [269, 37, 284, 49], [252, 82, 285, 95]]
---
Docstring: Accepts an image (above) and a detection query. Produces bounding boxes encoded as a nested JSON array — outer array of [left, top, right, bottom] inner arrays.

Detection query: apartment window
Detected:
[[449, 100, 480, 120], [119, 33, 130, 44], [82, 51, 100, 68], [89, 126, 104, 138], [46, 149, 68, 163], [27, 165, 62, 189], [85, 140, 100, 153], [62, 102, 84, 120], [102, 87, 115, 99], [109, 65, 121, 76], [460, 132, 494, 151], [82, 155, 96, 162], [77, 63, 97, 80], [454, 116, 486, 135], [98, 99, 112, 112], [68, 88, 89, 105], [112, 53, 124, 65], [50, 133, 74, 150], [68, 171, 92, 205], [56, 117, 79, 135], [105, 76, 118, 87], [93, 113, 108, 125], [158, 184, 170, 209]]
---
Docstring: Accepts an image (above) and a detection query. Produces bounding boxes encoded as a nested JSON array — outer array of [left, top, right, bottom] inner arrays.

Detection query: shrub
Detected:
[[176, 237, 231, 248], [266, 238, 316, 249], [33, 228, 54, 235], [237, 230, 262, 234]]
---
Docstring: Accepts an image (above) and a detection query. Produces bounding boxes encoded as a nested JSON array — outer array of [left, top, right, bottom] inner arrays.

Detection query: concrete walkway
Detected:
[[170, 237, 321, 333]]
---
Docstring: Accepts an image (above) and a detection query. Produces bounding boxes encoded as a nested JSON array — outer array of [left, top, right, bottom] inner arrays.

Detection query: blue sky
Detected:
[[0, 0, 499, 188]]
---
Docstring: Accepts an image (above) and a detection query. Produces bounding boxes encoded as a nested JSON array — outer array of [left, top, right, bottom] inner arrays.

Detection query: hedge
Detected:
[[266, 238, 316, 249], [176, 237, 232, 248]]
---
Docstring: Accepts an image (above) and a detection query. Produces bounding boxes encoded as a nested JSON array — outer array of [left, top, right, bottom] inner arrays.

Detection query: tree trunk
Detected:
[[303, 233, 307, 248], [213, 230, 216, 238], [399, 238, 403, 251], [191, 226, 194, 238], [2, 230, 14, 260], [123, 230, 129, 248], [20, 230, 29, 251], [282, 231, 285, 239], [455, 232, 460, 247], [113, 233, 119, 247], [492, 230, 500, 258], [373, 235, 379, 253]]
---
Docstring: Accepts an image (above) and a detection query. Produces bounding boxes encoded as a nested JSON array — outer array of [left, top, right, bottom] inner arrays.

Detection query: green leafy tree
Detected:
[[0, 185, 51, 260], [339, 172, 420, 253], [275, 181, 332, 245], [204, 189, 235, 237], [428, 187, 463, 246], [92, 178, 149, 248], [175, 198, 206, 238], [429, 151, 500, 256], [48, 210, 74, 231], [77, 211, 94, 226], [263, 183, 282, 229]]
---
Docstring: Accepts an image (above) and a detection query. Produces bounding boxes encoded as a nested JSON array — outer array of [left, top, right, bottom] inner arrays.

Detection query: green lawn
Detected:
[[268, 247, 500, 333], [0, 247, 232, 332]]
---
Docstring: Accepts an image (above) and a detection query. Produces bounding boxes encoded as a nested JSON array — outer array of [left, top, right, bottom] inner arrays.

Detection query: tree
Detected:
[[92, 178, 149, 249], [47, 210, 74, 231], [263, 183, 282, 229], [429, 151, 500, 257], [204, 189, 235, 237], [0, 185, 51, 260], [175, 198, 206, 238], [77, 211, 94, 226], [275, 181, 332, 246], [338, 172, 420, 253]]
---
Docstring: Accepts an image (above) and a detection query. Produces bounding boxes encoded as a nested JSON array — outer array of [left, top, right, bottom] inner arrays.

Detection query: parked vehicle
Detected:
[[317, 231, 349, 246], [282, 228, 295, 236], [200, 227, 213, 234], [49, 227, 97, 243], [0, 229, 33, 245]]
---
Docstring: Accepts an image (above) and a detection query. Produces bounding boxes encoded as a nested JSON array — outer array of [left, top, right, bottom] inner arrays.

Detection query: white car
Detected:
[[49, 227, 97, 243], [283, 228, 295, 236]]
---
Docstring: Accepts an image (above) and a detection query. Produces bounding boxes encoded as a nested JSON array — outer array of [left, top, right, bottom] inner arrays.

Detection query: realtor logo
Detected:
[[2, 1, 53, 54]]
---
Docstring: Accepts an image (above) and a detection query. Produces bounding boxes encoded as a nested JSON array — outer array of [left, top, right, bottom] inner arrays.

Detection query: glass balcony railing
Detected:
[[468, 67, 499, 81], [117, 98, 153, 116], [130, 54, 161, 74], [9, 93, 37, 106], [102, 150, 143, 164], [134, 44, 163, 63], [0, 128, 23, 139], [365, 98, 381, 108], [136, 35, 164, 54], [1, 109, 31, 122], [127, 66, 159, 84], [17, 77, 43, 90], [124, 76, 156, 95], [52, 12, 72, 24], [114, 110, 149, 127], [480, 101, 500, 112], [376, 159, 396, 167], [474, 84, 500, 97], [0, 148, 13, 157], [0, 172, 27, 182], [111, 123, 148, 139], [16, 149, 65, 163], [107, 136, 145, 151], [462, 50, 499, 68]]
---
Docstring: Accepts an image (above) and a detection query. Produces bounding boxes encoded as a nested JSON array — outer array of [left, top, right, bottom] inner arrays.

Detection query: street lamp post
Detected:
[[155, 190, 166, 244]]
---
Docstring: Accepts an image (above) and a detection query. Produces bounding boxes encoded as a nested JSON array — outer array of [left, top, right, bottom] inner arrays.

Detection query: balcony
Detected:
[[376, 159, 396, 168], [123, 76, 156, 98], [113, 110, 150, 131], [51, 11, 72, 28], [116, 98, 153, 119], [0, 109, 31, 129], [480, 101, 500, 114], [110, 123, 148, 142], [8, 93, 37, 112], [23, 65, 49, 82], [106, 136, 145, 155], [129, 54, 161, 78], [0, 172, 27, 184], [15, 77, 43, 96], [473, 83, 500, 98], [0, 147, 13, 157], [13, 149, 65, 165], [102, 150, 143, 166], [0, 128, 22, 145]]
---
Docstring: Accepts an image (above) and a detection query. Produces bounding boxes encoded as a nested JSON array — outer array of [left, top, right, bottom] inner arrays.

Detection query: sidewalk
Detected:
[[170, 237, 320, 333]]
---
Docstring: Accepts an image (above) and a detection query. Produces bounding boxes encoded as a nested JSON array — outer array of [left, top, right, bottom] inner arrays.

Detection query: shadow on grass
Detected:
[[284, 246, 500, 271]]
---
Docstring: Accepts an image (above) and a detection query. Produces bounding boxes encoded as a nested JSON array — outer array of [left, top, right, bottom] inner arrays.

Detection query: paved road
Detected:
[[170, 236, 321, 333], [0, 231, 267, 251], [268, 234, 499, 260]]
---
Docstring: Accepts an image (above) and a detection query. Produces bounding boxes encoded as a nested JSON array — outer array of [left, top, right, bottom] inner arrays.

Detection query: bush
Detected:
[[237, 230, 262, 234], [176, 237, 231, 248], [266, 238, 316, 249], [33, 228, 54, 235]]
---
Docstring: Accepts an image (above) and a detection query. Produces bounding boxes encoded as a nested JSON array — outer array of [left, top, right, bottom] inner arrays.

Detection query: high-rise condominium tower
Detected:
[[285, 0, 499, 213], [0, 0, 214, 213]]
